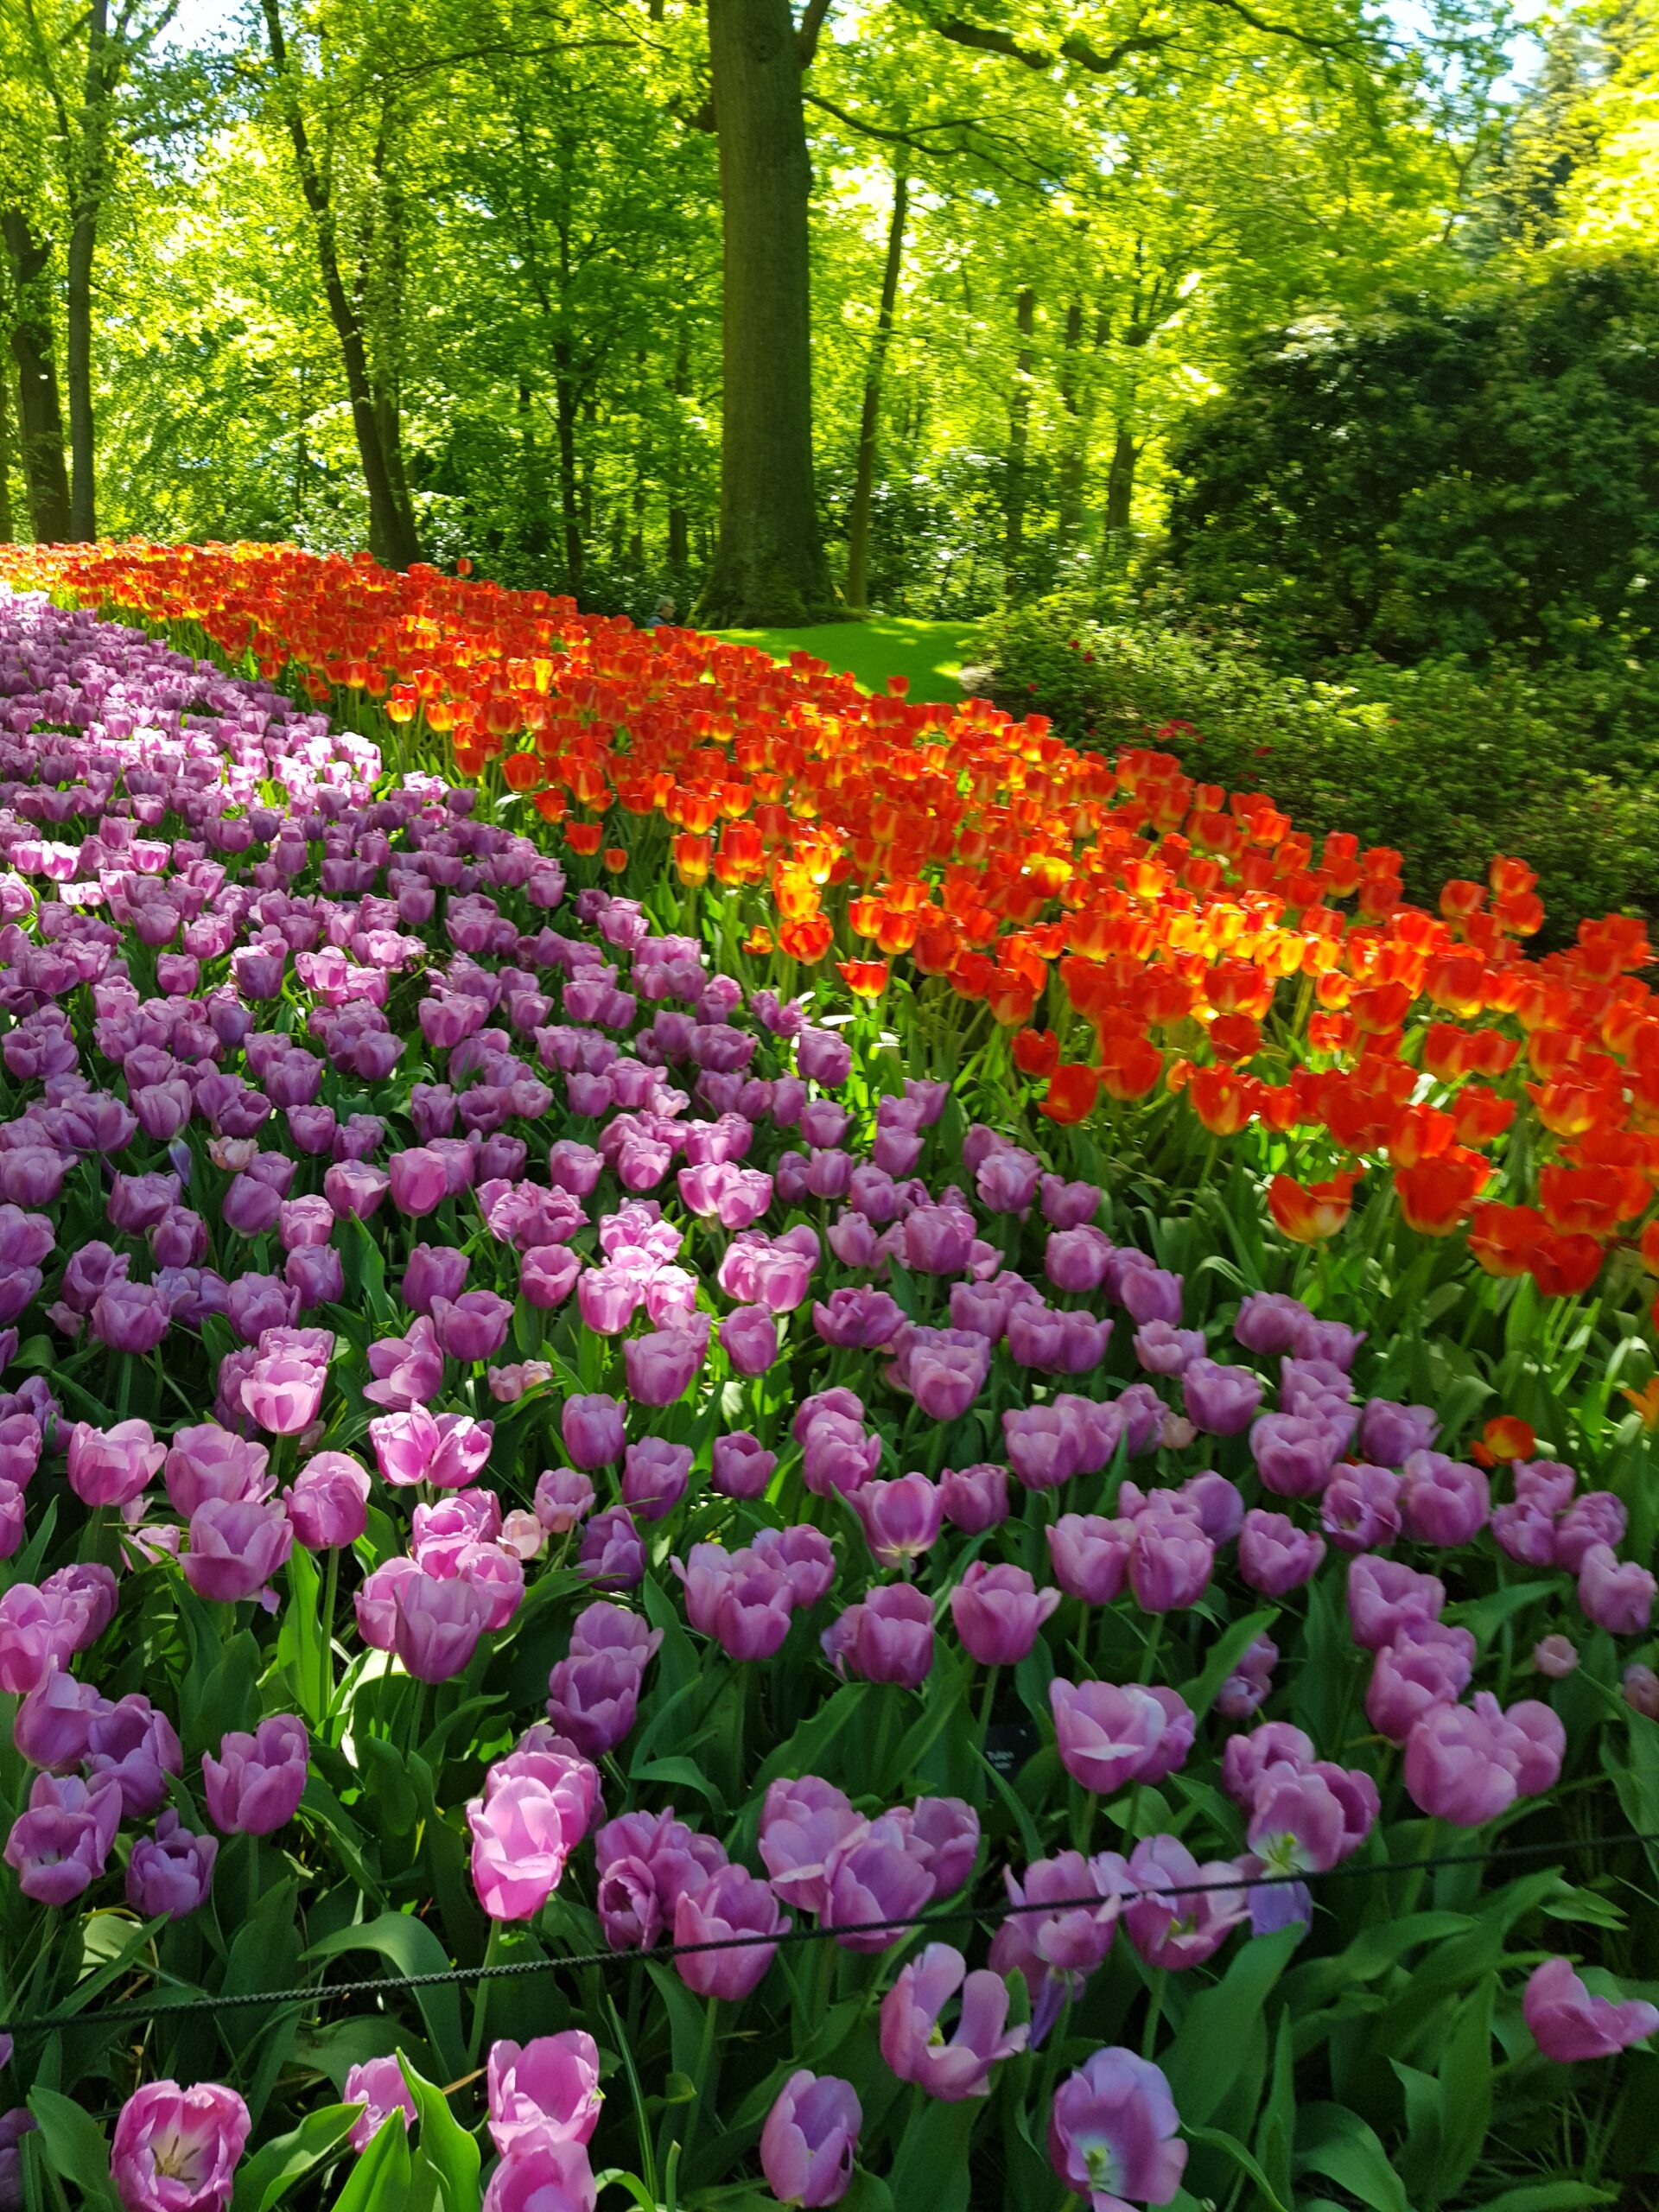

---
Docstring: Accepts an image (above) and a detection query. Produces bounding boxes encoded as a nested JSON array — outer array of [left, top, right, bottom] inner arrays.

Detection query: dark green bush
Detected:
[[969, 598, 1659, 934], [1161, 252, 1659, 675]]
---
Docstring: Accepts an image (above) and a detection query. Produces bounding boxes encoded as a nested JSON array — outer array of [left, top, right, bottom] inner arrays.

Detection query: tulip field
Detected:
[[0, 539, 1654, 2212]]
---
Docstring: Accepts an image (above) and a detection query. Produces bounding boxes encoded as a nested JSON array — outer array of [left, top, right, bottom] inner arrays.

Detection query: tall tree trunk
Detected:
[[0, 368, 14, 543], [698, 0, 840, 626], [666, 326, 690, 574], [1105, 424, 1138, 536], [516, 378, 551, 566], [61, 0, 111, 542], [2, 211, 73, 543], [1004, 285, 1035, 587], [843, 163, 907, 615], [1055, 298, 1085, 556], [551, 346, 584, 594], [259, 0, 422, 569]]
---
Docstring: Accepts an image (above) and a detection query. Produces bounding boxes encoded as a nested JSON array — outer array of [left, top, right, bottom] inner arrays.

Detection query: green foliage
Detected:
[[969, 595, 1659, 932], [1163, 251, 1659, 672]]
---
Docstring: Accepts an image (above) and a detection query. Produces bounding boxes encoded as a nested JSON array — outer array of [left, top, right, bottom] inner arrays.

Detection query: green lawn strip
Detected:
[[709, 616, 979, 705]]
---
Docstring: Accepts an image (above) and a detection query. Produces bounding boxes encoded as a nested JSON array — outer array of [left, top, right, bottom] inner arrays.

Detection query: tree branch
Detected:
[[934, 15, 1173, 73], [795, 0, 834, 67]]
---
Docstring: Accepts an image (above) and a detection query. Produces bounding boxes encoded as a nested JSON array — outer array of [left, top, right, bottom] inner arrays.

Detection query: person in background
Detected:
[[644, 595, 677, 632]]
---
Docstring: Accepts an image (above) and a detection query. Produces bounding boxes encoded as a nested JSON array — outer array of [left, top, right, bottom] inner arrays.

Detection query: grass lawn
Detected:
[[710, 616, 979, 705]]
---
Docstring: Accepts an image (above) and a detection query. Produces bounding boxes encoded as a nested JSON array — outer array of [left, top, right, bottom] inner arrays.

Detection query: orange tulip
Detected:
[[1268, 1170, 1358, 1243], [1041, 1064, 1101, 1123], [1537, 1165, 1628, 1238], [564, 822, 603, 857], [1396, 1154, 1491, 1235], [1471, 1414, 1535, 1467], [836, 959, 889, 999], [1188, 1066, 1256, 1135], [1529, 1232, 1605, 1298], [1013, 1027, 1061, 1078], [779, 914, 833, 963]]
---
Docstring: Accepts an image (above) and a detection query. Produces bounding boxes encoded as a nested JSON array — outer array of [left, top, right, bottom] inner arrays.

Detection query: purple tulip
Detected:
[[710, 1431, 777, 1500], [1404, 1693, 1564, 1825], [1555, 1491, 1628, 1573], [760, 2071, 861, 2209], [852, 1474, 944, 1570], [988, 1851, 1122, 2044], [577, 1506, 646, 1592], [285, 1452, 371, 1549], [486, 2031, 601, 2156], [1400, 1452, 1491, 1546], [1365, 1623, 1475, 1742], [1249, 1412, 1341, 1499], [1320, 1462, 1403, 1553], [823, 1584, 933, 1688], [1047, 1514, 1135, 1605], [721, 1304, 779, 1376], [1216, 1631, 1280, 1721], [624, 1326, 704, 1407], [14, 1665, 102, 1770], [89, 1279, 172, 1355], [535, 1465, 597, 1533], [403, 1243, 471, 1314], [752, 1525, 836, 1608], [940, 1461, 1009, 1534], [760, 1777, 865, 1914], [1237, 1509, 1326, 1595], [674, 1863, 788, 1999], [431, 1289, 515, 1363], [880, 1943, 1028, 2100], [674, 1545, 795, 1660], [563, 1393, 626, 1471], [202, 1713, 308, 1834], [238, 1346, 327, 1436], [1128, 1522, 1215, 1612], [125, 1808, 219, 1920], [950, 1561, 1060, 1664], [1050, 1678, 1193, 1793], [1183, 1357, 1263, 1436], [1048, 2049, 1187, 2211], [820, 1815, 935, 1949], [1233, 1291, 1309, 1356], [3, 1770, 122, 1903], [547, 1648, 644, 1756], [813, 1287, 904, 1350], [185, 1497, 294, 1603], [387, 1146, 450, 1216], [1525, 1957, 1659, 2063], [1124, 1834, 1249, 1968], [393, 1571, 493, 1682], [800, 1410, 882, 1498], [1578, 1544, 1656, 1635], [1347, 1555, 1446, 1649], [84, 1693, 183, 1817], [1357, 1397, 1440, 1465], [467, 1754, 592, 1921]]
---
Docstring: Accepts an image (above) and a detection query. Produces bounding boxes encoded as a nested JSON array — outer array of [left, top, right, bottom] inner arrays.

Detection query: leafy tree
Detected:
[[1164, 249, 1659, 670]]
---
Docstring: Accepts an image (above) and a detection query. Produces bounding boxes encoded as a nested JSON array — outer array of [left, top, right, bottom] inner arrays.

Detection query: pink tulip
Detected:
[[66, 1418, 165, 1508], [487, 2031, 603, 2153], [880, 1944, 1028, 2100], [111, 2081, 250, 2212], [343, 2056, 416, 2155]]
